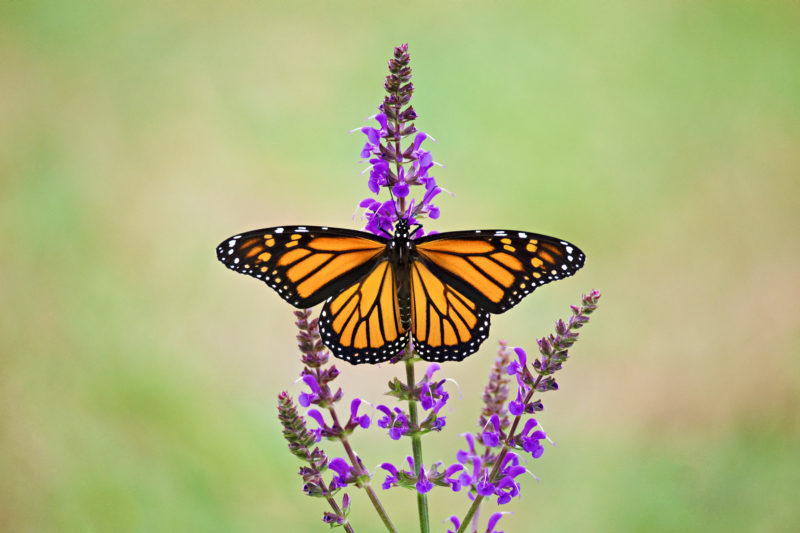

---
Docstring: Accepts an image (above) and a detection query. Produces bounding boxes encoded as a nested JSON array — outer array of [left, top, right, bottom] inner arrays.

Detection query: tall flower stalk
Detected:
[[272, 44, 602, 533]]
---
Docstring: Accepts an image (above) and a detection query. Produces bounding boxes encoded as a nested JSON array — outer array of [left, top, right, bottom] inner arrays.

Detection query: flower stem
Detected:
[[405, 359, 430, 533], [328, 408, 398, 533]]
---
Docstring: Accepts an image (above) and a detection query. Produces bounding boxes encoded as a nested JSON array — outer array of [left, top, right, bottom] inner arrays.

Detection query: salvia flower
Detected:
[[482, 414, 502, 448], [347, 398, 371, 429], [517, 419, 546, 459], [352, 43, 448, 234], [376, 405, 410, 440], [415, 464, 434, 494]]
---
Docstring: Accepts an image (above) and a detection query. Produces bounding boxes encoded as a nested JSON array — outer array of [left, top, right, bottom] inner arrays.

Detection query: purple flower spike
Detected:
[[415, 464, 433, 494], [446, 516, 461, 533], [487, 512, 512, 533]]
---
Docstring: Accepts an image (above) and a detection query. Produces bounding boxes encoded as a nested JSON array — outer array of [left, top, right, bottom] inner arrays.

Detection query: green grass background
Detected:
[[2, 1, 799, 531]]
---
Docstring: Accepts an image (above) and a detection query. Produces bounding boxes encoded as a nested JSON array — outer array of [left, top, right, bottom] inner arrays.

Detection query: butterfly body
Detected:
[[217, 221, 585, 365]]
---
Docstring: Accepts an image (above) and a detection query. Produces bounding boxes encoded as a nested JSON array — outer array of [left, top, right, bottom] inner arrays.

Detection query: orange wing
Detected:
[[410, 259, 491, 362], [318, 260, 408, 365], [216, 226, 387, 308], [414, 230, 585, 314]]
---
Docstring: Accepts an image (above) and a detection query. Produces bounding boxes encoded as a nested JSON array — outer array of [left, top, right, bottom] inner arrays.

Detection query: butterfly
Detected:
[[216, 218, 584, 365]]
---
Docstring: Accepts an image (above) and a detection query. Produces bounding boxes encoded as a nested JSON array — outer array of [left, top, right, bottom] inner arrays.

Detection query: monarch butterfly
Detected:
[[216, 218, 584, 365]]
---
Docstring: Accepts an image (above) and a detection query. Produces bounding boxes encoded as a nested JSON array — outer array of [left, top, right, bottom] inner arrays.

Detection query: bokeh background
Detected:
[[2, 1, 799, 531]]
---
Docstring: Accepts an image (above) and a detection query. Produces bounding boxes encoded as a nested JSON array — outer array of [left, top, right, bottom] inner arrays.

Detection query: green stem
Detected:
[[406, 359, 430, 533]]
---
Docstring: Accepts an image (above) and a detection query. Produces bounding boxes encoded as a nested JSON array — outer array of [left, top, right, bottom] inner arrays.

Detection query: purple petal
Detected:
[[350, 398, 362, 420], [513, 347, 527, 368], [379, 462, 398, 476], [509, 401, 524, 416], [329, 458, 350, 477], [487, 512, 508, 533], [375, 113, 388, 132], [426, 230, 440, 237], [447, 516, 461, 533], [444, 464, 464, 478], [376, 405, 392, 417], [505, 466, 526, 479], [428, 206, 440, 219], [490, 414, 500, 432], [298, 392, 311, 408], [358, 415, 371, 429], [302, 374, 320, 393], [425, 363, 441, 380], [392, 181, 409, 198], [306, 409, 325, 428], [413, 132, 428, 152], [521, 418, 539, 437]]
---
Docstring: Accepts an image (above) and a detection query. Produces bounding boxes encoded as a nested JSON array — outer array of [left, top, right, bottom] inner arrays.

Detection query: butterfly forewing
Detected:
[[409, 260, 492, 362], [216, 226, 387, 309], [414, 230, 585, 314], [318, 260, 408, 365]]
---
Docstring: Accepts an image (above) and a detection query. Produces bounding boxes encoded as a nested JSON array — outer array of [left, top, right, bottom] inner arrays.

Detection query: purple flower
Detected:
[[456, 433, 477, 465], [519, 419, 546, 459], [349, 398, 371, 428], [476, 470, 496, 496], [487, 512, 512, 533], [443, 463, 465, 491], [445, 516, 461, 533], [508, 386, 527, 416], [482, 414, 501, 448], [393, 181, 409, 198], [298, 374, 321, 407], [415, 464, 433, 494], [376, 405, 409, 440], [495, 475, 521, 505], [328, 457, 352, 489], [306, 408, 326, 442], [507, 347, 527, 376], [379, 462, 399, 490]]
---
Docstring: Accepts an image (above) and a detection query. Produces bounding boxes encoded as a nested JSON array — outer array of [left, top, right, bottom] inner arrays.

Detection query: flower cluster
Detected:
[[379, 363, 452, 440], [352, 43, 446, 236], [379, 457, 465, 494]]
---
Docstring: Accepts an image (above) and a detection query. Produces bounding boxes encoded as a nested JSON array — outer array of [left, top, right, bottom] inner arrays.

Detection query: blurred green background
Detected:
[[2, 1, 799, 531]]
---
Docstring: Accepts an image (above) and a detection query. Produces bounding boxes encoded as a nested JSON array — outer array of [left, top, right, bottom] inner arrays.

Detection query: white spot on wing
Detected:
[[518, 232, 527, 238], [276, 228, 284, 233]]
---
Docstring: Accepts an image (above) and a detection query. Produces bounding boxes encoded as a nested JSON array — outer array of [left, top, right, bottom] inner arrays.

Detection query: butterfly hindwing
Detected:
[[414, 230, 586, 314], [216, 226, 387, 309], [318, 260, 408, 365], [410, 259, 492, 363]]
